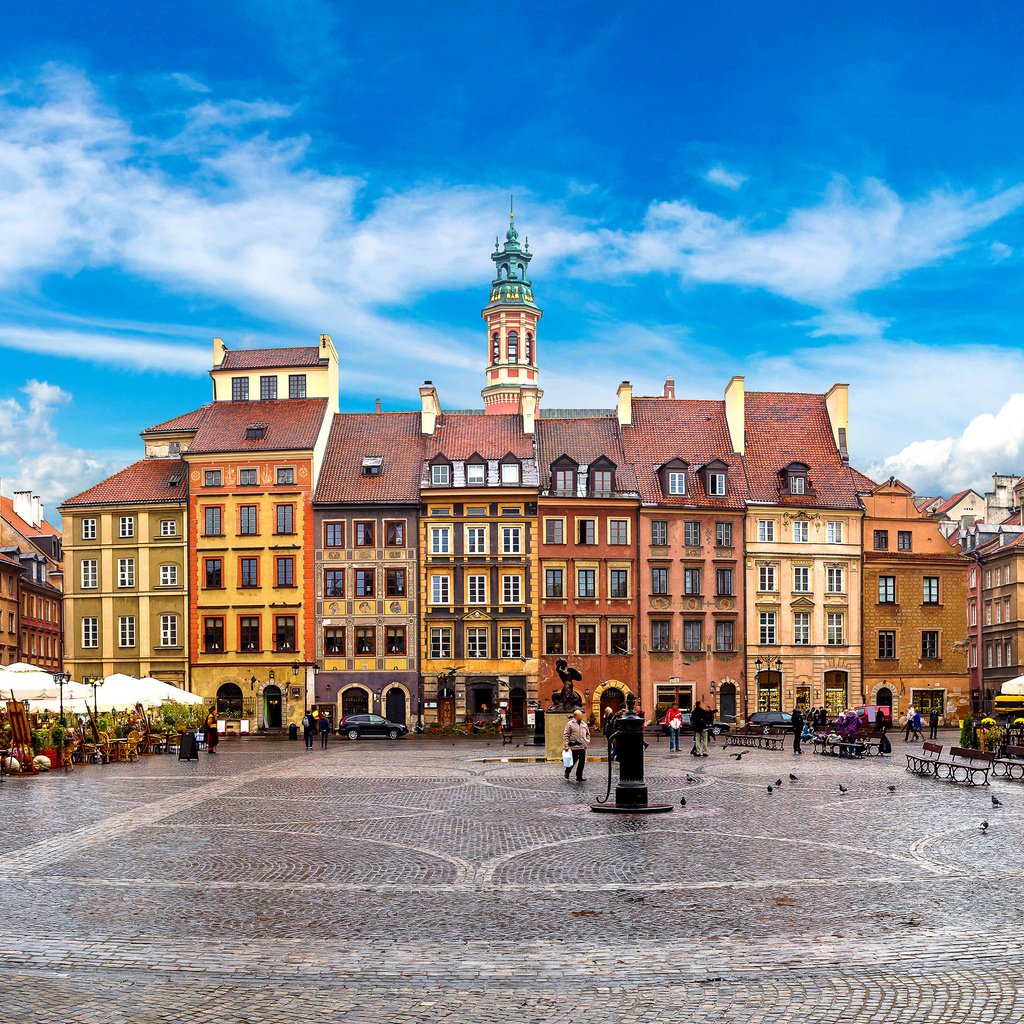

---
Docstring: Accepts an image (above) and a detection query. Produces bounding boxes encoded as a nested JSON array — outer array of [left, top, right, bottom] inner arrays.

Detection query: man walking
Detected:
[[928, 706, 940, 740], [903, 705, 916, 743], [319, 713, 331, 749], [791, 705, 804, 755], [302, 712, 315, 750], [667, 707, 683, 752], [562, 708, 590, 783], [692, 701, 709, 758]]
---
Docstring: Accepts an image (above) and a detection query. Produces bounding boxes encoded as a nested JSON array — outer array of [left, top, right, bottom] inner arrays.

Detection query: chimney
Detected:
[[724, 375, 745, 455], [616, 381, 633, 427], [375, 398, 382, 414], [12, 491, 34, 526], [320, 333, 332, 350], [212, 336, 226, 367], [519, 386, 539, 435], [32, 495, 42, 527], [663, 377, 675, 400], [419, 381, 441, 436], [825, 383, 850, 460]]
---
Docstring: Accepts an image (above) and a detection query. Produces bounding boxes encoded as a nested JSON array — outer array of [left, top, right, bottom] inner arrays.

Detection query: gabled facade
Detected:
[[0, 551, 20, 666]]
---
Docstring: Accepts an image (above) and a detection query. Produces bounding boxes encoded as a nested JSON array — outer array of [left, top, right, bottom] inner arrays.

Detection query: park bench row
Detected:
[[907, 743, 996, 786], [723, 726, 787, 751], [812, 732, 887, 759]]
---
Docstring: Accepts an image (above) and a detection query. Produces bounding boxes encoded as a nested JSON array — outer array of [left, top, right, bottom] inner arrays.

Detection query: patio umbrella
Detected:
[[94, 673, 164, 711], [137, 676, 204, 705]]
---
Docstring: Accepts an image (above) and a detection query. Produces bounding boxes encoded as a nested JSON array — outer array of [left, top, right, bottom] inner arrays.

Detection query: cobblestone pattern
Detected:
[[0, 736, 1021, 1022]]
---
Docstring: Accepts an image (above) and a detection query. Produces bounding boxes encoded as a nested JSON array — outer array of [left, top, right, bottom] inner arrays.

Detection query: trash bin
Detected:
[[288, 722, 298, 741]]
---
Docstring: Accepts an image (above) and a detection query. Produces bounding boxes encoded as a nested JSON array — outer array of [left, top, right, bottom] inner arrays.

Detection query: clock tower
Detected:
[[481, 203, 543, 413]]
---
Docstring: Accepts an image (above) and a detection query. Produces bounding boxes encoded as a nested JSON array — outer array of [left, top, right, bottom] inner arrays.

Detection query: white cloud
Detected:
[[705, 165, 747, 191], [796, 309, 891, 340], [169, 72, 211, 94], [990, 241, 1013, 262]]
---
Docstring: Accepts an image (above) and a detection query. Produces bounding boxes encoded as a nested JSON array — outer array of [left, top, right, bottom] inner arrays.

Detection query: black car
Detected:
[[339, 714, 408, 740], [658, 712, 731, 737], [746, 711, 793, 728]]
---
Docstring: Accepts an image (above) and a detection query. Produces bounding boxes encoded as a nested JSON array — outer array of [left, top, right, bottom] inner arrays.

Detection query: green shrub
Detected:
[[959, 715, 977, 749]]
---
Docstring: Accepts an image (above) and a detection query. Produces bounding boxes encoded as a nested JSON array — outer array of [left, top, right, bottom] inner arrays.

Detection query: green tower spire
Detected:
[[487, 197, 536, 308]]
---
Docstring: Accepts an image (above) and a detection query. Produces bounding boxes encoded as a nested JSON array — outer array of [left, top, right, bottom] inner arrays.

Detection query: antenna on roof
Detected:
[[510, 193, 514, 221]]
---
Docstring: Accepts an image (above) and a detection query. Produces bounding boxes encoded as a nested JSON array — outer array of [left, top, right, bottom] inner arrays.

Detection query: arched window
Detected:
[[525, 332, 533, 363], [507, 331, 518, 361], [216, 682, 243, 717], [491, 332, 500, 363]]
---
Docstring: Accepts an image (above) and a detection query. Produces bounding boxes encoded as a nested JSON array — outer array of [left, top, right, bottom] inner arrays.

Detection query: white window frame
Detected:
[[82, 617, 98, 649], [466, 463, 485, 486], [793, 566, 810, 592], [429, 627, 452, 660], [500, 462, 520, 485], [759, 612, 776, 645], [708, 472, 726, 496], [790, 476, 805, 494], [792, 521, 810, 543], [430, 526, 451, 555], [431, 464, 450, 486], [466, 626, 489, 659], [118, 515, 135, 538], [501, 526, 522, 554], [160, 564, 178, 587], [160, 519, 177, 537], [826, 567, 845, 594], [81, 559, 98, 589], [758, 566, 776, 592], [467, 574, 487, 605], [826, 521, 843, 543], [757, 519, 774, 542], [794, 612, 810, 646], [667, 471, 686, 495], [160, 614, 178, 647], [430, 575, 451, 605], [500, 626, 523, 659], [827, 612, 844, 646], [502, 574, 522, 605], [118, 615, 136, 648], [465, 526, 487, 554], [117, 557, 135, 588], [82, 518, 97, 540]]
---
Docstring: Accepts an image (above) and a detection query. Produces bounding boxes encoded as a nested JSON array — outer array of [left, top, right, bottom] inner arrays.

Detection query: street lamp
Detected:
[[83, 676, 101, 719], [52, 670, 71, 725]]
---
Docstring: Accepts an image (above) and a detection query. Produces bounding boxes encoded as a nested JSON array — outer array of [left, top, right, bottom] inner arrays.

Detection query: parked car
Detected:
[[854, 705, 892, 727], [338, 714, 408, 740], [745, 711, 793, 728], [657, 712, 731, 737]]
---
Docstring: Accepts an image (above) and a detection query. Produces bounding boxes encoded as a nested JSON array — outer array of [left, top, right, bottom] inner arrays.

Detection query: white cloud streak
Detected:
[[704, 165, 747, 191]]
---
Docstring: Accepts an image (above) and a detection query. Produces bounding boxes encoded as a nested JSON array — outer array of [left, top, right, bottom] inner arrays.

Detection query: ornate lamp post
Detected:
[[83, 675, 101, 719], [52, 670, 71, 725]]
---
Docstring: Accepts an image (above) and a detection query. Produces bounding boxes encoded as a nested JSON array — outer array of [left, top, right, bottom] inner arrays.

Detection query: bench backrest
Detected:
[[950, 746, 994, 763], [1005, 745, 1024, 759], [923, 742, 943, 757]]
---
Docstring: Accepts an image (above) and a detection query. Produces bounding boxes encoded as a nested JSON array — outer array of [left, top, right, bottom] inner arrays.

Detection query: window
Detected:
[[82, 617, 98, 649], [878, 630, 896, 659], [668, 471, 686, 495], [466, 526, 487, 554], [117, 558, 135, 588], [923, 577, 940, 605], [467, 626, 489, 658], [354, 521, 375, 547], [355, 627, 375, 656], [578, 624, 597, 655], [684, 568, 702, 595], [577, 519, 596, 545], [759, 612, 776, 645], [502, 575, 522, 604], [873, 530, 889, 551], [320, 569, 343, 598], [231, 377, 249, 401], [826, 521, 844, 543], [464, 573, 487, 604], [715, 620, 734, 651], [610, 622, 630, 654], [715, 567, 733, 596], [684, 521, 701, 546], [355, 569, 375, 596], [466, 463, 485, 486], [969, 601, 977, 627], [878, 576, 896, 603], [545, 568, 564, 598], [759, 566, 776, 592], [431, 575, 451, 604], [204, 470, 222, 487], [119, 515, 135, 538], [577, 569, 596, 598], [683, 620, 702, 652], [500, 462, 520, 485], [276, 504, 294, 535], [431, 464, 450, 486], [507, 330, 519, 361], [82, 518, 97, 540], [288, 374, 306, 398], [1006, 640, 1014, 667], [651, 567, 669, 595], [205, 559, 223, 588], [898, 531, 913, 552], [160, 564, 178, 587], [276, 557, 294, 587], [985, 602, 992, 626], [429, 627, 452, 659], [277, 467, 295, 485], [500, 626, 523, 659], [707, 471, 726, 496], [160, 614, 178, 647], [203, 506, 223, 536], [544, 518, 564, 544], [324, 627, 345, 656], [258, 375, 278, 400], [239, 468, 258, 486], [239, 505, 258, 535], [202, 617, 225, 653], [610, 569, 629, 598], [986, 642, 993, 668], [501, 527, 522, 554], [430, 527, 451, 554], [240, 616, 260, 652], [609, 519, 629, 545], [381, 568, 404, 597], [651, 520, 668, 546], [789, 475, 805, 495], [81, 559, 98, 589], [545, 623, 565, 655], [592, 469, 613, 493], [240, 558, 258, 588], [716, 522, 732, 547], [792, 521, 809, 543], [921, 630, 939, 659], [794, 612, 810, 646], [324, 522, 345, 547], [758, 520, 775, 543], [826, 567, 845, 594], [651, 620, 670, 651], [827, 613, 844, 646], [118, 615, 136, 648], [275, 616, 296, 652], [385, 521, 405, 547], [793, 566, 810, 592]]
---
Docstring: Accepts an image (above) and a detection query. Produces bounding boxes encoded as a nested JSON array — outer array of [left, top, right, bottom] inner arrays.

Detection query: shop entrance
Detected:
[[824, 670, 848, 719], [263, 685, 282, 728], [385, 688, 407, 725], [341, 686, 369, 717], [509, 687, 527, 729], [756, 671, 781, 712], [876, 686, 893, 717]]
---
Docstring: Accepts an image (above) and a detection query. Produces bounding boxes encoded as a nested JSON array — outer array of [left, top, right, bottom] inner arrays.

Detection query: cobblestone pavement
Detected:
[[0, 732, 1021, 1022]]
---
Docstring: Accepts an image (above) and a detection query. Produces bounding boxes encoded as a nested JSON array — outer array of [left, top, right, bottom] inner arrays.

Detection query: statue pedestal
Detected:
[[544, 711, 571, 762]]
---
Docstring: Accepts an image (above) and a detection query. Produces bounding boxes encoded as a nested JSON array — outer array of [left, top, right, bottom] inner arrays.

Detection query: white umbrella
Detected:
[[94, 673, 163, 711], [138, 676, 204, 705]]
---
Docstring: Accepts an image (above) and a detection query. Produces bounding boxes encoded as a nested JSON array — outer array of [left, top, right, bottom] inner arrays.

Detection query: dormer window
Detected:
[[668, 472, 686, 495], [550, 455, 578, 495], [554, 468, 575, 491], [362, 457, 383, 477], [500, 461, 520, 485], [466, 462, 485, 486], [790, 476, 805, 494], [780, 462, 810, 496], [703, 460, 728, 497], [431, 464, 450, 486], [657, 458, 689, 497], [245, 424, 267, 441]]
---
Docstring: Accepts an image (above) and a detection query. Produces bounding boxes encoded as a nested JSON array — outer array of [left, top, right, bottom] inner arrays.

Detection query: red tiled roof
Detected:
[[60, 459, 189, 508], [315, 413, 425, 504], [219, 346, 324, 370], [0, 549, 23, 570], [536, 416, 638, 494], [743, 392, 870, 510], [185, 399, 329, 455], [933, 489, 976, 516], [427, 413, 533, 460], [621, 398, 746, 509], [0, 496, 61, 538], [143, 406, 211, 434]]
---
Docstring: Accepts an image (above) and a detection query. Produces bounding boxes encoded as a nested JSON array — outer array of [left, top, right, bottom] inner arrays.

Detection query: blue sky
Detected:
[[2, 1, 1024, 512]]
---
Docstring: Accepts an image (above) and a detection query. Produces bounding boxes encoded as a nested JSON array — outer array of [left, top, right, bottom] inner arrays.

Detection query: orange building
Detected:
[[0, 551, 21, 666]]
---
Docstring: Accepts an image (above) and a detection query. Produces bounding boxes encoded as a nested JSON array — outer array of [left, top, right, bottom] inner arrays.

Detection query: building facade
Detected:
[[0, 552, 19, 666]]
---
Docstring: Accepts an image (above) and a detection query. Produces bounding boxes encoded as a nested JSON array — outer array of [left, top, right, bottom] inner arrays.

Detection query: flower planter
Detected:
[[41, 748, 58, 767]]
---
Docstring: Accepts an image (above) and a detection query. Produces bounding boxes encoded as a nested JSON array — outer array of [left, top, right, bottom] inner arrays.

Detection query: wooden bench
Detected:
[[932, 746, 993, 786], [992, 744, 1024, 781], [906, 741, 944, 776], [724, 726, 786, 751], [813, 736, 869, 758]]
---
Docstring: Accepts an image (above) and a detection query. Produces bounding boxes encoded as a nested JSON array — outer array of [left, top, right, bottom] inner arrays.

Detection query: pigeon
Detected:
[[789, 774, 798, 782], [887, 785, 897, 793], [767, 785, 774, 794], [516, 744, 521, 748], [992, 795, 1002, 807], [980, 820, 989, 833], [838, 784, 849, 794], [731, 752, 745, 761], [775, 778, 783, 788], [686, 774, 697, 784], [679, 796, 686, 807]]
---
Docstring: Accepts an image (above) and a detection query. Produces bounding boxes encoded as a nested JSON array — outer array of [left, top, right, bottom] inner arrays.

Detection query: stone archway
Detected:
[[340, 685, 371, 718], [384, 684, 409, 725], [591, 679, 632, 728]]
